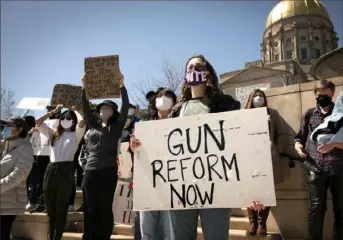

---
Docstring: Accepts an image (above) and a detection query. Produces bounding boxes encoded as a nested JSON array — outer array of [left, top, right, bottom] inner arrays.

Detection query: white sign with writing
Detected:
[[16, 97, 50, 110], [235, 83, 270, 108], [118, 142, 133, 181], [113, 182, 134, 225], [133, 108, 276, 211], [30, 119, 60, 156]]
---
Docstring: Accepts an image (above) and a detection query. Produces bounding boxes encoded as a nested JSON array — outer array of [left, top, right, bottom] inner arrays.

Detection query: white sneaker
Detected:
[[68, 205, 75, 212], [25, 203, 38, 211]]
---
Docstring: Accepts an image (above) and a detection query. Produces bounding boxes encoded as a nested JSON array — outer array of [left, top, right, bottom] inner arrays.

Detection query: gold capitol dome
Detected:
[[265, 0, 331, 29]]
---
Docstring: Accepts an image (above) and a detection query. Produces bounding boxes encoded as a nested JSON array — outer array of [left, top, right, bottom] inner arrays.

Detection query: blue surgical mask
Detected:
[[2, 126, 14, 139]]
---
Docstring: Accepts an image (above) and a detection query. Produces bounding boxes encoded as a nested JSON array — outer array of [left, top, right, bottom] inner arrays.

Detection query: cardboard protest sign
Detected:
[[84, 55, 120, 99], [16, 97, 50, 110], [113, 182, 134, 225], [51, 84, 82, 109], [133, 108, 276, 211], [118, 142, 133, 182]]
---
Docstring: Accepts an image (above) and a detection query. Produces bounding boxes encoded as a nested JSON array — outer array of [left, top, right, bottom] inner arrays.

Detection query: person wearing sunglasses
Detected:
[[35, 105, 85, 240]]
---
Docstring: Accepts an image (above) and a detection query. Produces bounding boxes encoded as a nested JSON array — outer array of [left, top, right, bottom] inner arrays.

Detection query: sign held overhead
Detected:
[[51, 84, 82, 109], [84, 55, 121, 100]]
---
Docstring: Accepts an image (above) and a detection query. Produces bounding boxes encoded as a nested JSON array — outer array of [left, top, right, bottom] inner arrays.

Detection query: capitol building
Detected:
[[220, 0, 340, 107]]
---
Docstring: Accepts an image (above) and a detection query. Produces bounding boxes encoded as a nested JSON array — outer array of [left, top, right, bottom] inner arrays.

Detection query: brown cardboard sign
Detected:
[[84, 55, 120, 100], [51, 84, 82, 109]]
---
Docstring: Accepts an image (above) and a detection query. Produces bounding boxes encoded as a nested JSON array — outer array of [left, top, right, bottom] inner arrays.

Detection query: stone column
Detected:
[[321, 29, 327, 55], [280, 30, 284, 61], [308, 23, 314, 59], [293, 34, 298, 59]]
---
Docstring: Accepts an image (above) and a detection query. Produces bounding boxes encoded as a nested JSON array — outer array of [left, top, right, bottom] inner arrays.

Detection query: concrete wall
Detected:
[[263, 76, 343, 239]]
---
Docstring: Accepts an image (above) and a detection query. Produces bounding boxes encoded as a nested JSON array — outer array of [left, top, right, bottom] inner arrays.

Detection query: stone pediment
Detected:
[[221, 66, 289, 85]]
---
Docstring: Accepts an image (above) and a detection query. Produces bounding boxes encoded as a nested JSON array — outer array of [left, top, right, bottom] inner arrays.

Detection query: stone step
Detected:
[[231, 208, 248, 217], [62, 230, 281, 240], [62, 232, 134, 240], [71, 216, 249, 234], [75, 191, 248, 217]]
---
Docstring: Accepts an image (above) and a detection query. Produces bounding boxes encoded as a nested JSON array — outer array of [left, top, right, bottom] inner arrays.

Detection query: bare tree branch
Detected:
[[0, 88, 16, 119], [130, 61, 183, 108]]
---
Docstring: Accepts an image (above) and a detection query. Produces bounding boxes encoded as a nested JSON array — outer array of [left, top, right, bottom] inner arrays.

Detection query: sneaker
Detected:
[[30, 205, 45, 213], [25, 203, 38, 211], [68, 205, 75, 212]]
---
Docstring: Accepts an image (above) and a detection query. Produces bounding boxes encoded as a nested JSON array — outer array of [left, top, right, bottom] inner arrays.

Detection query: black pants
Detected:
[[308, 171, 343, 240], [69, 169, 76, 206], [0, 215, 16, 240], [43, 162, 73, 240], [83, 167, 118, 240], [27, 155, 50, 204]]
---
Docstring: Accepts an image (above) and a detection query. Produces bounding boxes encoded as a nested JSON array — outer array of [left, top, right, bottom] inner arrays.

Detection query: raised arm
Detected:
[[113, 75, 129, 131], [71, 107, 86, 144], [35, 105, 62, 138], [36, 104, 62, 127], [81, 75, 97, 128]]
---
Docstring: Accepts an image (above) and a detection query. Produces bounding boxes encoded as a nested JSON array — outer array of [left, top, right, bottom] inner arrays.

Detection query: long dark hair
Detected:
[[245, 89, 268, 109], [181, 55, 221, 101], [51, 110, 77, 146]]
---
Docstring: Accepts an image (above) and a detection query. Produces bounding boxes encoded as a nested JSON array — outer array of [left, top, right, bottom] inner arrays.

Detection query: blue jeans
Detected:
[[134, 211, 141, 240], [140, 210, 171, 240], [169, 208, 231, 240]]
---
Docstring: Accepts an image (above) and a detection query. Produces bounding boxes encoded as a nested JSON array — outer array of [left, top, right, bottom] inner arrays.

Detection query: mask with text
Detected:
[[184, 66, 207, 86]]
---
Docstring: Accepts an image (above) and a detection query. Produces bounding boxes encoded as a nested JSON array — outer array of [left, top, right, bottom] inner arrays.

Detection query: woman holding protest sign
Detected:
[[131, 55, 265, 240], [244, 89, 287, 236], [130, 87, 177, 240], [81, 73, 129, 240], [35, 105, 85, 240]]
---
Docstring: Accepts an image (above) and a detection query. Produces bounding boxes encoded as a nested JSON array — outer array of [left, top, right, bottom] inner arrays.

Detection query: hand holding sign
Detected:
[[54, 104, 64, 113], [130, 134, 141, 152], [81, 74, 87, 88], [248, 201, 265, 211], [119, 72, 124, 88]]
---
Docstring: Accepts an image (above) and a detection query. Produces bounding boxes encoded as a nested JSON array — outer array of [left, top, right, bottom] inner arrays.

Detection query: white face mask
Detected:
[[155, 96, 173, 111], [61, 119, 73, 129], [252, 96, 265, 108], [100, 109, 112, 120]]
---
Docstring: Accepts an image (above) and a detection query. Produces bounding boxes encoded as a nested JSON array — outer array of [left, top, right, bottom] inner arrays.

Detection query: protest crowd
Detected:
[[1, 54, 343, 240]]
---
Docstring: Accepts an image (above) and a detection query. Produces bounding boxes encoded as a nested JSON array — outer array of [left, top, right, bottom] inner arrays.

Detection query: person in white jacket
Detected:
[[0, 117, 34, 240]]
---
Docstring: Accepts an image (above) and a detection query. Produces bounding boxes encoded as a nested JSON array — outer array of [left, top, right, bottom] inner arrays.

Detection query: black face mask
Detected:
[[316, 95, 332, 108]]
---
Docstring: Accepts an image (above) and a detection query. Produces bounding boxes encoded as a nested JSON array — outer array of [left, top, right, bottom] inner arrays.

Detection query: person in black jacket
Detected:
[[81, 73, 129, 240]]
